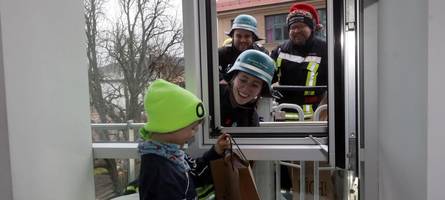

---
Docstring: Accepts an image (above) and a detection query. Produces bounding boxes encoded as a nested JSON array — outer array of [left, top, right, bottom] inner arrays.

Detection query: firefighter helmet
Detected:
[[228, 49, 275, 95], [226, 14, 261, 41]]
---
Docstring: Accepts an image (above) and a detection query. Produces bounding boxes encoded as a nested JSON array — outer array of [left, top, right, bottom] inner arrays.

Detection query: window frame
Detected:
[[181, 0, 361, 169]]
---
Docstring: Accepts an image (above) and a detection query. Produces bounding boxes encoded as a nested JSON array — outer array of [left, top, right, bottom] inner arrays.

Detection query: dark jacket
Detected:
[[270, 35, 327, 106], [219, 84, 259, 127], [218, 43, 269, 82], [139, 146, 222, 200]]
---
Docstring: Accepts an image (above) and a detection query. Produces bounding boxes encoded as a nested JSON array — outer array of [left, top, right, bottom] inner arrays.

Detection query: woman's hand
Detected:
[[214, 133, 231, 155]]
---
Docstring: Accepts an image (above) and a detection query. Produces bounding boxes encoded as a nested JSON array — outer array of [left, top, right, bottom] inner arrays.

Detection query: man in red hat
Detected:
[[270, 2, 327, 119]]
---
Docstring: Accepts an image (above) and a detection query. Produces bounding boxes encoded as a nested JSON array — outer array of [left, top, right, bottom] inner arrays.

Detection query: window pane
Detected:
[[85, 0, 184, 198], [315, 8, 327, 40], [93, 158, 140, 200], [284, 25, 289, 40], [265, 16, 275, 42], [84, 0, 184, 143], [278, 14, 286, 23], [265, 14, 288, 43], [274, 27, 282, 41]]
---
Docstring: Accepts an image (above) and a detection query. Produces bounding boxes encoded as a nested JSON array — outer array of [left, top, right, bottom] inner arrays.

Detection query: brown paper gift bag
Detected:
[[210, 138, 260, 200]]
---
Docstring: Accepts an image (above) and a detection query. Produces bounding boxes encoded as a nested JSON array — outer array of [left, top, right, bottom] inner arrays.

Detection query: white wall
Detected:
[[378, 0, 428, 199], [363, 0, 379, 199], [428, 0, 445, 199], [0, 14, 13, 200], [0, 0, 95, 199]]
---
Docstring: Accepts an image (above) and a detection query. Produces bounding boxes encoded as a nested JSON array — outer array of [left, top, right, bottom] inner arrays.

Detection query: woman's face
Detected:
[[231, 72, 263, 105]]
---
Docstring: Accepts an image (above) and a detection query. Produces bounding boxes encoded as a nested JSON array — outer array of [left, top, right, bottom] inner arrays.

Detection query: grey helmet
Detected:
[[228, 49, 275, 96], [225, 14, 262, 41]]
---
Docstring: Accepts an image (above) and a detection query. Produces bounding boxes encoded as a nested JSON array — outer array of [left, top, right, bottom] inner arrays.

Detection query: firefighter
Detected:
[[219, 14, 269, 84], [220, 49, 275, 127], [270, 3, 327, 118]]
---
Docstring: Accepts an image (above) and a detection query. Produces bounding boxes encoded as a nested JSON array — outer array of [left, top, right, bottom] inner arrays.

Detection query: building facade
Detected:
[[216, 0, 326, 52]]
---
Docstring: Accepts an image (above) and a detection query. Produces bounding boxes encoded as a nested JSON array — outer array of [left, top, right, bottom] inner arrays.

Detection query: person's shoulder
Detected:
[[276, 40, 293, 51], [312, 36, 327, 48], [270, 41, 288, 54], [253, 42, 265, 49], [253, 43, 269, 54], [218, 45, 232, 54], [141, 154, 170, 166]]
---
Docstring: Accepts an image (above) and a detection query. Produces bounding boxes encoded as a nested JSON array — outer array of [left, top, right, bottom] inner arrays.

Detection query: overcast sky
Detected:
[[104, 0, 183, 23]]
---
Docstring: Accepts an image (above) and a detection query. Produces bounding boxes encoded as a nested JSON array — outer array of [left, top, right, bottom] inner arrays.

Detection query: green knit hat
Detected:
[[139, 79, 205, 140]]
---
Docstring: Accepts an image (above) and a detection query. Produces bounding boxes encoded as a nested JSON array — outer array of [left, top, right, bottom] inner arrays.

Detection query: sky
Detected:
[[104, 0, 183, 23]]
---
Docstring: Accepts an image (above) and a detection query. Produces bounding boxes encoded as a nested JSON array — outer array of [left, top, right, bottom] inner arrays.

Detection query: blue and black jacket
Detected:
[[139, 146, 222, 200]]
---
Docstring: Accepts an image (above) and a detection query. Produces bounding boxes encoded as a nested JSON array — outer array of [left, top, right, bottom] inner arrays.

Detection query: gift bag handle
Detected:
[[228, 136, 248, 162]]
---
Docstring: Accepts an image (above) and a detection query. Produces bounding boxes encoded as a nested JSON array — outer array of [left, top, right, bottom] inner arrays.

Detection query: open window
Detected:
[[183, 0, 360, 174]]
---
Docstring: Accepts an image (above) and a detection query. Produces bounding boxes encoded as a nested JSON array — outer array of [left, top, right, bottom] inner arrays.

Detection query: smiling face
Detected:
[[231, 72, 263, 105], [232, 29, 254, 52], [289, 22, 312, 46]]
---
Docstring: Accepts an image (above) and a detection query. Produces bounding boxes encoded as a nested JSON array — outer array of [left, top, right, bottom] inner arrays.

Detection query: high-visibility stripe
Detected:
[[304, 56, 322, 63], [304, 62, 319, 96], [238, 62, 273, 81], [303, 104, 314, 115], [278, 52, 305, 63], [276, 57, 282, 69], [276, 52, 322, 118], [306, 61, 320, 72], [198, 192, 215, 200], [197, 184, 215, 200], [276, 57, 282, 81], [285, 112, 299, 120], [284, 111, 313, 120], [303, 62, 320, 116], [278, 52, 322, 64]]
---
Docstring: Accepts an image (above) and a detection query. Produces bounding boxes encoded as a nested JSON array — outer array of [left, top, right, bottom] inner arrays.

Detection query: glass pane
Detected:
[[91, 126, 142, 143], [265, 16, 274, 29], [284, 25, 289, 40], [316, 9, 327, 40], [84, 0, 184, 142], [93, 158, 140, 200], [278, 14, 286, 23], [265, 16, 275, 43], [274, 27, 282, 41], [92, 159, 350, 200], [266, 28, 274, 43], [216, 0, 328, 130], [278, 161, 349, 200]]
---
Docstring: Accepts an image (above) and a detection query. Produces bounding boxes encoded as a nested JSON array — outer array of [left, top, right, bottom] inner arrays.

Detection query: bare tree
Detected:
[[103, 0, 184, 122], [85, 1, 121, 198], [85, 0, 184, 197], [86, 0, 183, 125]]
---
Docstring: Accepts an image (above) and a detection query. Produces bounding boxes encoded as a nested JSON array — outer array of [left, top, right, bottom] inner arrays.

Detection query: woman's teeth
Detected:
[[238, 91, 249, 98]]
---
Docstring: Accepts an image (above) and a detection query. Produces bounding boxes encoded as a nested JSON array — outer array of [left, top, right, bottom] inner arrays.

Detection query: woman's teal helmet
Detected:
[[228, 49, 276, 96], [226, 14, 262, 41]]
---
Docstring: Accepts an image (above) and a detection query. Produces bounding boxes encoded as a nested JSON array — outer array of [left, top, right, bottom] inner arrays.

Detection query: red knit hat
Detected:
[[287, 3, 322, 31]]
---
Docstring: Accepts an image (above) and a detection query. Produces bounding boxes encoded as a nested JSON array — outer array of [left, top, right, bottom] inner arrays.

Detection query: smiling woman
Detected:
[[219, 49, 275, 127]]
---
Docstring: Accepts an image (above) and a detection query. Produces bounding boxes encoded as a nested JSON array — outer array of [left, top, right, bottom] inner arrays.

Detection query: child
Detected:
[[138, 79, 230, 200]]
